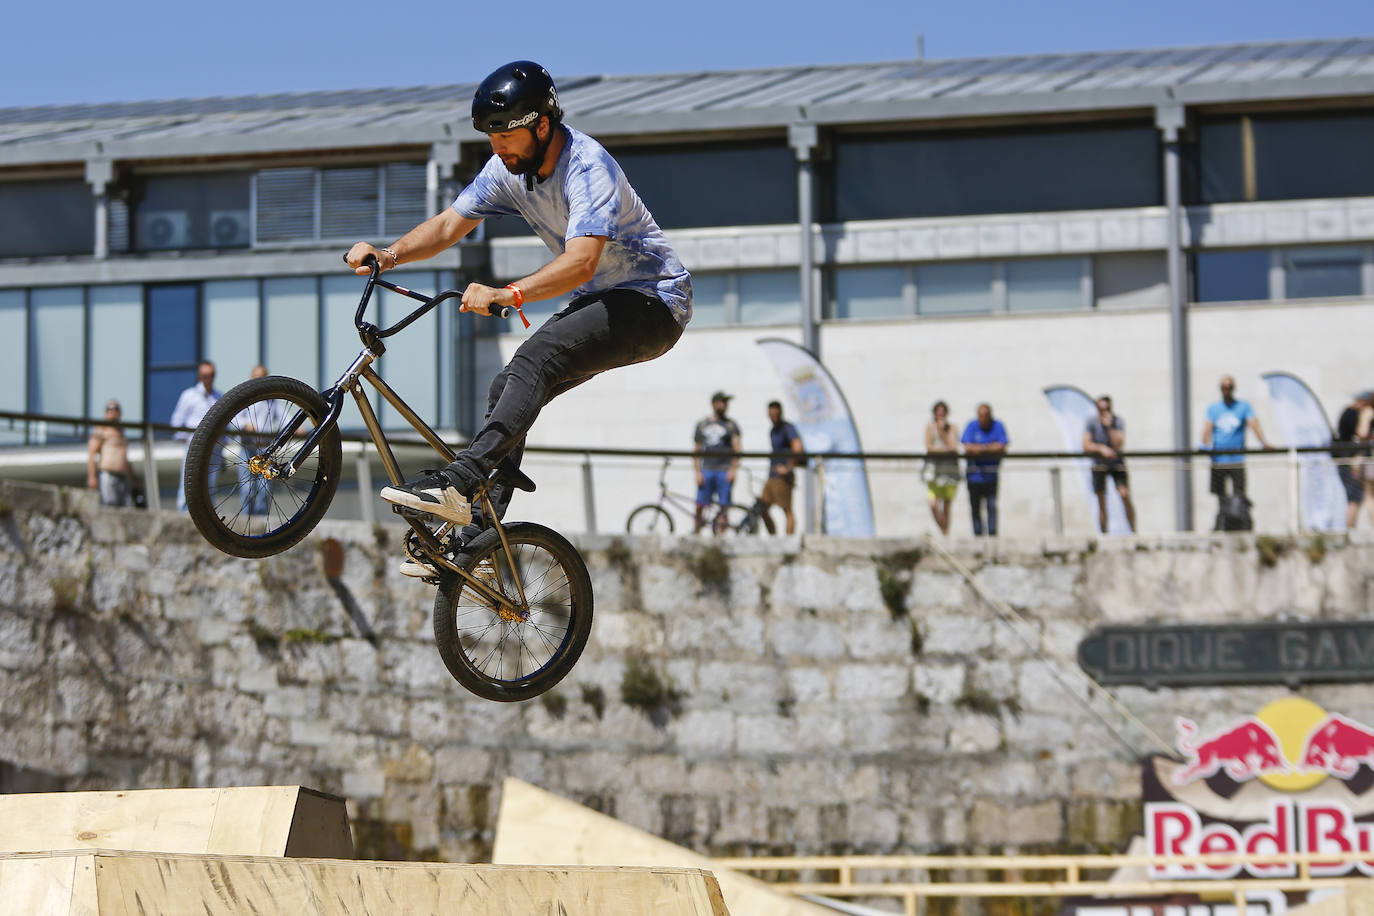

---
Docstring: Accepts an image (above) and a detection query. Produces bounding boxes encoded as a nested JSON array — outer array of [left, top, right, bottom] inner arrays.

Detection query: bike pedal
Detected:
[[391, 504, 431, 520]]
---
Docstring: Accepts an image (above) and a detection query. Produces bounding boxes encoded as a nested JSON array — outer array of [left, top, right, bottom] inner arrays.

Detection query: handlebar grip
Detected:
[[496, 306, 512, 320]]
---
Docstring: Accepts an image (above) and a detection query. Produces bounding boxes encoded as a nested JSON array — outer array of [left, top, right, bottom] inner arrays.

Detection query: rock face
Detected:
[[3, 479, 1373, 862]]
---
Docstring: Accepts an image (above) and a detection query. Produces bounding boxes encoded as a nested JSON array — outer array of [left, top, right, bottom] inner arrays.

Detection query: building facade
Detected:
[[2, 39, 1373, 536]]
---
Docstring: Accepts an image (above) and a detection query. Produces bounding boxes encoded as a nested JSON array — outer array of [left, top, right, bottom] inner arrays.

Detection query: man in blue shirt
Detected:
[[760, 400, 803, 534], [961, 403, 1009, 536], [346, 62, 691, 572], [1201, 375, 1271, 504]]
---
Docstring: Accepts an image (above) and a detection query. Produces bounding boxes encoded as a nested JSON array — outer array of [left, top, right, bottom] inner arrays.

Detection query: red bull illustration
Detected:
[[1146, 699, 1374, 879], [1173, 717, 1290, 785], [1300, 714, 1374, 779]]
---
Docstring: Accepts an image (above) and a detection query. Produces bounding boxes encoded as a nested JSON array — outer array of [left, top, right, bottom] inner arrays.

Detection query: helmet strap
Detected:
[[523, 122, 555, 191]]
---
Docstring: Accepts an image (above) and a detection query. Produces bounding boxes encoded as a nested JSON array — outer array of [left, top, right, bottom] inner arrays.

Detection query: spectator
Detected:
[[1333, 390, 1372, 529], [171, 360, 221, 512], [923, 400, 960, 535], [86, 399, 134, 507], [693, 391, 741, 533], [235, 365, 281, 517], [1082, 395, 1137, 534], [1201, 374, 1271, 511], [760, 400, 803, 535], [961, 403, 1008, 536]]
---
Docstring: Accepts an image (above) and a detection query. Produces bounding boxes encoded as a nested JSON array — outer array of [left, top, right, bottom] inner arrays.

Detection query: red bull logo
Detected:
[[1146, 698, 1374, 879], [1173, 717, 1288, 784], [1172, 702, 1374, 787]]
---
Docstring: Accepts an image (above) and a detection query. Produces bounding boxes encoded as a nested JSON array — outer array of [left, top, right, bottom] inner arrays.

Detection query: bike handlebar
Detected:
[[347, 254, 513, 340]]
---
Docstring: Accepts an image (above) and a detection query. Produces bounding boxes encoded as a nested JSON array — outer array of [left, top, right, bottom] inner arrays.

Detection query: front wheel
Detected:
[[432, 522, 594, 702], [184, 375, 342, 558], [626, 503, 674, 534]]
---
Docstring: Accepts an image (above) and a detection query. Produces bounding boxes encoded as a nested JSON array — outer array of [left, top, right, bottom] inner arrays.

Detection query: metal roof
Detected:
[[2, 37, 1373, 167]]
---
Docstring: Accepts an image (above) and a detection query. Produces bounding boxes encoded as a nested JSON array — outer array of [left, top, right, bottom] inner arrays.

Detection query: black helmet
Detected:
[[472, 61, 562, 134]]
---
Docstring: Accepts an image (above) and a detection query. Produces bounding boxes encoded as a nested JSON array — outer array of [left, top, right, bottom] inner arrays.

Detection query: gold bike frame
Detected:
[[330, 358, 530, 614]]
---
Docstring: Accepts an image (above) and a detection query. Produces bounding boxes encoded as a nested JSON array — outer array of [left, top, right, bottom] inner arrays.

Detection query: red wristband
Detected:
[[504, 284, 530, 328]]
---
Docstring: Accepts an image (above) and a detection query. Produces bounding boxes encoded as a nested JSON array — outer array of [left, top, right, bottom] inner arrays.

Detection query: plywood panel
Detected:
[[492, 777, 830, 916], [0, 787, 349, 859], [0, 852, 729, 916], [0, 854, 86, 916]]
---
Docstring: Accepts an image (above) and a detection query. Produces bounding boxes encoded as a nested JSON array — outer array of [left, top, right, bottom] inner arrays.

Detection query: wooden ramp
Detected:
[[0, 786, 352, 858], [492, 777, 832, 916], [1285, 885, 1374, 916], [0, 851, 730, 916]]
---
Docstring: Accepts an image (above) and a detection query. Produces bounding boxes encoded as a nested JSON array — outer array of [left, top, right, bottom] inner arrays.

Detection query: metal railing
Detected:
[[711, 850, 1374, 916], [0, 408, 1360, 538]]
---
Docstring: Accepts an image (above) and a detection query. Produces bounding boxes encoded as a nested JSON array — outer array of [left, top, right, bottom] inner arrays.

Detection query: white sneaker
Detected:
[[398, 556, 435, 578], [380, 471, 472, 525]]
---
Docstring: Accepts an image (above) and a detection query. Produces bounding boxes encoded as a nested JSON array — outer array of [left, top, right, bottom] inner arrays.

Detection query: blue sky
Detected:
[[5, 0, 1374, 108]]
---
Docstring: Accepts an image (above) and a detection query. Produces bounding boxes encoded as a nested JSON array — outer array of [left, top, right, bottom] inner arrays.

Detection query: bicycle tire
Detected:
[[713, 504, 756, 536], [626, 503, 675, 535], [184, 375, 343, 559], [432, 521, 593, 702]]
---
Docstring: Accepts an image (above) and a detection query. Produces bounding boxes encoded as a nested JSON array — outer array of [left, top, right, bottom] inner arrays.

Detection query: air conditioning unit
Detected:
[[209, 209, 252, 248], [138, 210, 189, 250]]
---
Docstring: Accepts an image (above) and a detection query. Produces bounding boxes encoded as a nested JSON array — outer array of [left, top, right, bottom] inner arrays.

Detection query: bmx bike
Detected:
[[624, 456, 762, 535], [183, 257, 592, 702]]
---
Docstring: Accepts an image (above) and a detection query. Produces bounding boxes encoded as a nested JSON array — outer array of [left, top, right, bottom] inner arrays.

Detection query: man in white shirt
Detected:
[[170, 360, 221, 512]]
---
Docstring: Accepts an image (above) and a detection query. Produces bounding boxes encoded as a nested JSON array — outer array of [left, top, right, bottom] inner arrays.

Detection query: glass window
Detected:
[[0, 180, 94, 258], [1195, 111, 1374, 203], [89, 286, 144, 424], [739, 270, 801, 325], [611, 142, 796, 229], [378, 271, 438, 429], [384, 163, 428, 237], [1284, 247, 1364, 300], [134, 172, 251, 251], [321, 168, 379, 239], [31, 287, 85, 441], [256, 163, 427, 244], [323, 274, 367, 431], [830, 266, 905, 319], [1193, 249, 1270, 303], [1006, 258, 1085, 313], [1094, 252, 1168, 310], [917, 262, 996, 315], [264, 278, 319, 388], [689, 274, 728, 327], [146, 284, 200, 428], [204, 280, 261, 387], [0, 291, 27, 444], [256, 168, 315, 242], [832, 122, 1160, 221]]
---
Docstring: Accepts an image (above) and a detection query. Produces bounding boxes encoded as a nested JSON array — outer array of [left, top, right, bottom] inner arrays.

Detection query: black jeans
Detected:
[[968, 479, 999, 536], [445, 288, 683, 528]]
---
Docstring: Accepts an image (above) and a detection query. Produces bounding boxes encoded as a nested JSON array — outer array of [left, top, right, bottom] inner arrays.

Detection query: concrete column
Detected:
[[789, 123, 819, 357], [86, 158, 114, 260], [789, 122, 820, 534], [1157, 100, 1193, 531], [428, 141, 461, 220]]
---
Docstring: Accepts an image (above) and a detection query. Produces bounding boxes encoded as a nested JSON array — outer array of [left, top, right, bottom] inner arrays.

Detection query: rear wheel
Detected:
[[713, 504, 755, 536], [184, 376, 342, 558], [432, 522, 593, 702], [626, 503, 674, 534]]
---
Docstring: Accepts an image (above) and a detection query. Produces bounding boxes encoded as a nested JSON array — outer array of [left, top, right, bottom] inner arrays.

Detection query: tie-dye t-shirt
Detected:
[[453, 124, 693, 327]]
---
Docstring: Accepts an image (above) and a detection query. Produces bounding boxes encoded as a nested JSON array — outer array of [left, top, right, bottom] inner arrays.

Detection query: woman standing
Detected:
[[923, 401, 961, 535]]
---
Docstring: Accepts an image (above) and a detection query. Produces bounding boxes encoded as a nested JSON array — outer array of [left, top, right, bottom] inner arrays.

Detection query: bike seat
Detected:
[[494, 457, 537, 493]]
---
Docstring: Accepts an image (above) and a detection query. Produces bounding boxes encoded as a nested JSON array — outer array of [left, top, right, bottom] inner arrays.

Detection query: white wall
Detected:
[[499, 297, 1374, 540]]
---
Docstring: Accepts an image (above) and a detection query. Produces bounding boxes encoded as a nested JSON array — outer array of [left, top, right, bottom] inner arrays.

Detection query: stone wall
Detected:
[[2, 479, 1373, 863]]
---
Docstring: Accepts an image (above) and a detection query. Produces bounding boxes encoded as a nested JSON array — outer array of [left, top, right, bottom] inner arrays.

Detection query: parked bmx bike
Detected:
[[183, 257, 592, 702], [624, 456, 762, 535]]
